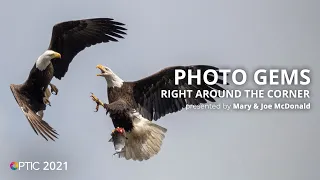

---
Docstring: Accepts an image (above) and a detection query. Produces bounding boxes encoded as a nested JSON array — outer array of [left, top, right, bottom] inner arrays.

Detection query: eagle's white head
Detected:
[[36, 50, 61, 71], [96, 64, 124, 88]]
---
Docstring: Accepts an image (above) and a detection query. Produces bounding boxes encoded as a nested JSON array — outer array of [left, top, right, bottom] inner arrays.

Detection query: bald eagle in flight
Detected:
[[10, 18, 126, 141], [91, 64, 227, 161]]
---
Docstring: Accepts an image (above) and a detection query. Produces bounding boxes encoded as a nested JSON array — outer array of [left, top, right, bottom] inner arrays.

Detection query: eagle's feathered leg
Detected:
[[43, 87, 51, 106], [42, 83, 58, 106], [49, 83, 59, 95], [43, 97, 51, 106], [90, 92, 108, 112]]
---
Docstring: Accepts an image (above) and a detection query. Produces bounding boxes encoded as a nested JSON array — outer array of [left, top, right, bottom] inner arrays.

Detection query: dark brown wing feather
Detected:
[[131, 65, 228, 121], [10, 84, 59, 141], [49, 18, 127, 79]]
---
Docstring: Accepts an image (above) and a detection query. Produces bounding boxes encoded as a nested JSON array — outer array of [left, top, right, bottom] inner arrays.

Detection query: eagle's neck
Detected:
[[36, 54, 51, 71], [106, 73, 124, 88]]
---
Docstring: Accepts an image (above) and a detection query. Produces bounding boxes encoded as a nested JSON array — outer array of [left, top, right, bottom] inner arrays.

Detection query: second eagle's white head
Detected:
[[96, 64, 124, 88], [36, 50, 61, 71]]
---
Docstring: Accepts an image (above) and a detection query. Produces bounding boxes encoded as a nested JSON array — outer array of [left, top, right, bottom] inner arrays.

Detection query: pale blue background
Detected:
[[0, 0, 319, 179]]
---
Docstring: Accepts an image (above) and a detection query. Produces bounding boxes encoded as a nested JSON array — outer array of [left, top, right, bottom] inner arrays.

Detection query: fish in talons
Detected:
[[109, 127, 127, 158]]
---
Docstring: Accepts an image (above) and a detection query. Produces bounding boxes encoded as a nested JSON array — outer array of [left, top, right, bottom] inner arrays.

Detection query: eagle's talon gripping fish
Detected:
[[92, 64, 228, 161]]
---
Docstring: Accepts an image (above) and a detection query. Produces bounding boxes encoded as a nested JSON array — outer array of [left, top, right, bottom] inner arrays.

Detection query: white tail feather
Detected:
[[123, 111, 167, 161]]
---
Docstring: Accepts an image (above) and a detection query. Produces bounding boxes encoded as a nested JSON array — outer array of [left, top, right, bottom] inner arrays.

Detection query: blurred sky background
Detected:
[[0, 0, 319, 179]]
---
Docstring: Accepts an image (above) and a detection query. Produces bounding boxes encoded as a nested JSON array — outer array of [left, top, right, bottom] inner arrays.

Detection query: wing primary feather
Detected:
[[49, 18, 127, 79], [131, 64, 229, 121], [10, 84, 58, 141]]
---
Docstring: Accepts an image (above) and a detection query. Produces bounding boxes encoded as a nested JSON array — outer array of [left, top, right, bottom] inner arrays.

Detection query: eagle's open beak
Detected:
[[53, 52, 61, 59], [96, 64, 105, 76]]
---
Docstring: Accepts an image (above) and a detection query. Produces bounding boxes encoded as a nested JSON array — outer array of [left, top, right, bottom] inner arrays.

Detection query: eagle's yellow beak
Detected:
[[96, 64, 105, 76], [96, 64, 104, 70], [53, 52, 61, 59]]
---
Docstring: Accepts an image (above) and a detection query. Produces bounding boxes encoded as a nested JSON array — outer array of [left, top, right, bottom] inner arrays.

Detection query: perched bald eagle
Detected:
[[91, 64, 227, 161], [10, 18, 126, 141]]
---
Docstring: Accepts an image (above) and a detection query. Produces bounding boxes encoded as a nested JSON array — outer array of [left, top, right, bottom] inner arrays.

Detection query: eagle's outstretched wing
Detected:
[[131, 65, 227, 120], [10, 84, 58, 141], [49, 18, 127, 79]]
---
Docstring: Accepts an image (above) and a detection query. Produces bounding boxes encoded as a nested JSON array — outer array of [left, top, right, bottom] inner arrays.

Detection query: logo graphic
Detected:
[[10, 162, 18, 170]]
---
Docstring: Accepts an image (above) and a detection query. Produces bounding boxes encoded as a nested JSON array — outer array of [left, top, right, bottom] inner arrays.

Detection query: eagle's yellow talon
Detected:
[[90, 93, 105, 112], [43, 97, 51, 106], [49, 83, 58, 95]]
